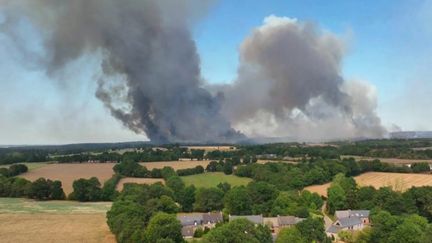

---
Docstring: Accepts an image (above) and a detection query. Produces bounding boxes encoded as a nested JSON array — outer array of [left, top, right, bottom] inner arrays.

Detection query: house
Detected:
[[177, 212, 223, 238], [181, 226, 195, 239], [335, 210, 370, 224], [177, 213, 203, 227], [277, 216, 305, 227], [229, 215, 263, 225], [263, 216, 304, 234], [326, 210, 370, 238], [202, 212, 223, 228]]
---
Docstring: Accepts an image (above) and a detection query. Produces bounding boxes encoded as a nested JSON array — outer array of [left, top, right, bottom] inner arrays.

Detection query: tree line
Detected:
[[235, 158, 429, 191]]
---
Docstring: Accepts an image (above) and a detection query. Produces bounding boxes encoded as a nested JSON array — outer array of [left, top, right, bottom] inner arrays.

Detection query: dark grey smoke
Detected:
[[1, 0, 244, 143]]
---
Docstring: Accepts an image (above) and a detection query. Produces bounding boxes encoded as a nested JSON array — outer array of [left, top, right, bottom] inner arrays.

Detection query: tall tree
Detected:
[[144, 212, 183, 243]]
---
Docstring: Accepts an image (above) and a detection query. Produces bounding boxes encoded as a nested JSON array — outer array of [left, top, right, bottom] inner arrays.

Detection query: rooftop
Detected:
[[229, 215, 263, 225]]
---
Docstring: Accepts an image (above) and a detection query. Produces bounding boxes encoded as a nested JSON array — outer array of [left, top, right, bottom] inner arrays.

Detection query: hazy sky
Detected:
[[0, 0, 431, 144]]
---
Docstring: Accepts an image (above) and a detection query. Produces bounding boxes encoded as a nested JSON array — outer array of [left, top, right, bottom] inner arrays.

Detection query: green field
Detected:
[[181, 172, 252, 188], [0, 198, 112, 214], [0, 162, 52, 171]]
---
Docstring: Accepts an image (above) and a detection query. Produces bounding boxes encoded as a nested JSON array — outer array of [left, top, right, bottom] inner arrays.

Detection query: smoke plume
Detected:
[[1, 0, 244, 143], [217, 16, 386, 140], [0, 2, 386, 142]]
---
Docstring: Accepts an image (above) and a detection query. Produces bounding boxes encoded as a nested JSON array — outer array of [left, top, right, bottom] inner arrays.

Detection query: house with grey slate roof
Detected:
[[177, 212, 223, 238], [229, 215, 264, 225], [263, 215, 305, 235], [326, 210, 370, 238]]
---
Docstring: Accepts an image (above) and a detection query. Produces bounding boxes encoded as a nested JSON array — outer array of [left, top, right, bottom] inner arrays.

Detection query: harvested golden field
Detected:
[[341, 155, 432, 165], [305, 172, 432, 197], [140, 160, 211, 170], [0, 214, 115, 243], [183, 146, 236, 151], [20, 163, 115, 195], [116, 177, 165, 191], [0, 198, 114, 243]]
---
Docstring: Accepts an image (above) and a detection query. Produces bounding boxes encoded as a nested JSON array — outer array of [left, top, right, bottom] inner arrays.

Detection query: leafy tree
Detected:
[[247, 181, 279, 215], [217, 182, 231, 193], [271, 191, 301, 216], [161, 167, 177, 179], [369, 210, 401, 243], [411, 162, 430, 173], [404, 186, 432, 221], [177, 185, 196, 212], [327, 184, 347, 214], [206, 161, 219, 172], [28, 178, 52, 200], [144, 212, 183, 243], [224, 186, 252, 215], [70, 177, 102, 201], [28, 178, 65, 200], [295, 218, 326, 243], [223, 160, 233, 175], [50, 180, 66, 199], [166, 176, 185, 201], [101, 174, 122, 200], [204, 219, 272, 243], [113, 160, 148, 177], [193, 187, 224, 212], [300, 190, 323, 210], [276, 227, 305, 243], [146, 195, 180, 214], [191, 149, 205, 160], [7, 164, 28, 176]]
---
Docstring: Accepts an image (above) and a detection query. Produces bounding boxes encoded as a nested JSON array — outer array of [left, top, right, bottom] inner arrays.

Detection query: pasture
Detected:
[[0, 198, 114, 243], [116, 177, 165, 191], [19, 163, 116, 195], [305, 172, 432, 197], [181, 172, 252, 188]]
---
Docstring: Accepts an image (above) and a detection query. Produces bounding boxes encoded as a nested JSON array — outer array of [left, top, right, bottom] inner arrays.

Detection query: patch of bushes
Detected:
[[176, 166, 204, 176], [0, 164, 28, 177]]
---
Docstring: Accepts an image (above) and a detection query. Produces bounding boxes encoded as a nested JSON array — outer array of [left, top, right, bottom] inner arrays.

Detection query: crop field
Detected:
[[341, 155, 432, 165], [140, 160, 211, 170], [116, 177, 165, 191], [305, 172, 432, 197], [19, 163, 115, 195], [181, 172, 252, 188], [0, 198, 114, 243]]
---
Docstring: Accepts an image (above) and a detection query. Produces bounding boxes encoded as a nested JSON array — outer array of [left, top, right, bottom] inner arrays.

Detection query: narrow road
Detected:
[[322, 202, 333, 229]]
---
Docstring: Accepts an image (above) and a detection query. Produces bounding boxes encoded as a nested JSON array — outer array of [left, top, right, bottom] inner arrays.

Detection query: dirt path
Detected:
[[322, 202, 333, 230]]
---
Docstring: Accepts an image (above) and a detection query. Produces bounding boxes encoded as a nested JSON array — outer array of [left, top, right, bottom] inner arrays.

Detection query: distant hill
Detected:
[[390, 131, 432, 139]]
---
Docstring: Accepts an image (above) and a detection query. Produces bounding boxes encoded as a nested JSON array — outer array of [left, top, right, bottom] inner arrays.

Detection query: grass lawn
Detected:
[[0, 162, 53, 171], [181, 172, 252, 188], [0, 197, 112, 214]]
